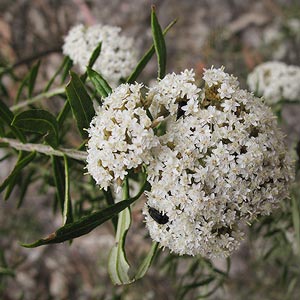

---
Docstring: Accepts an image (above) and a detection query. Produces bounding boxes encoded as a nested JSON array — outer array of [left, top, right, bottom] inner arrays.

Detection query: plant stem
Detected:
[[10, 86, 65, 112], [0, 137, 86, 161]]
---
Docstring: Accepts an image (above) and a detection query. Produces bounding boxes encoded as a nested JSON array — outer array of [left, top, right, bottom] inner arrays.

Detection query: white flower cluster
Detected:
[[86, 66, 293, 258], [86, 83, 158, 191], [63, 24, 138, 86], [148, 69, 200, 118], [247, 61, 300, 105], [143, 67, 294, 258]]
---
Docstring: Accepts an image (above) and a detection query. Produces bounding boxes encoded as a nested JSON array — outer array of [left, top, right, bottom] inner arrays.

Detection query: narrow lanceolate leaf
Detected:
[[108, 207, 132, 285], [292, 196, 300, 254], [66, 71, 95, 139], [17, 169, 35, 208], [81, 42, 102, 83], [61, 57, 73, 83], [103, 187, 117, 230], [52, 156, 65, 213], [135, 242, 159, 280], [57, 100, 71, 127], [44, 57, 71, 92], [88, 42, 102, 69], [0, 121, 4, 136], [108, 180, 131, 285], [22, 173, 148, 248], [0, 100, 13, 131], [63, 155, 73, 225], [87, 67, 112, 98], [151, 5, 167, 79], [4, 172, 20, 200], [126, 19, 177, 83], [0, 151, 36, 194], [0, 99, 25, 142], [28, 60, 41, 98], [12, 109, 59, 148], [15, 74, 29, 104], [22, 197, 138, 248]]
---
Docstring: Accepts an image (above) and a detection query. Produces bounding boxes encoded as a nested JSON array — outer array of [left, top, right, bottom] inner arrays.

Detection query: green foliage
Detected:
[[151, 5, 167, 79], [126, 18, 177, 83], [12, 109, 59, 148], [87, 67, 112, 98], [0, 98, 26, 142], [0, 151, 36, 196], [22, 197, 138, 247], [65, 71, 95, 139], [27, 60, 41, 98]]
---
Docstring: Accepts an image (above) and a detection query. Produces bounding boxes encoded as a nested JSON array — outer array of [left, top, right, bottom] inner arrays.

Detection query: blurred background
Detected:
[[1, 0, 300, 299]]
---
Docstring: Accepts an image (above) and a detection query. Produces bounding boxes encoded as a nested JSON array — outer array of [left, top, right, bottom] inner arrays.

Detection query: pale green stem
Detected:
[[122, 177, 130, 200], [0, 137, 87, 161], [10, 86, 65, 112]]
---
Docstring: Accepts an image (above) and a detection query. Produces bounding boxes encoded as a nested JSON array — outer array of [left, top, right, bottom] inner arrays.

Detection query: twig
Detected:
[[0, 137, 87, 161], [10, 86, 65, 111]]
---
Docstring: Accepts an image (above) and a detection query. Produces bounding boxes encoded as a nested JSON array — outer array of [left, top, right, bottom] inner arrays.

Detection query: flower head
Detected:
[[147, 69, 200, 118], [144, 67, 294, 258], [63, 24, 138, 86], [86, 83, 158, 190], [247, 61, 300, 105]]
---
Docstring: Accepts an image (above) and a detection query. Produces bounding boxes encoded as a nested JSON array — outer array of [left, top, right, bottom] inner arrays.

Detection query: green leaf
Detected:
[[103, 187, 117, 230], [22, 172, 148, 248], [0, 98, 13, 125], [52, 156, 65, 213], [28, 60, 41, 98], [61, 57, 73, 83], [4, 172, 20, 200], [65, 71, 95, 138], [81, 42, 102, 83], [151, 5, 167, 79], [17, 169, 35, 208], [126, 19, 177, 83], [22, 196, 138, 248], [12, 109, 59, 148], [0, 120, 5, 136], [15, 74, 29, 104], [0, 98, 26, 142], [108, 207, 132, 285], [292, 196, 300, 254], [135, 242, 159, 280], [0, 151, 36, 194], [108, 178, 132, 284], [178, 276, 216, 300], [63, 155, 73, 225], [87, 67, 112, 98], [0, 267, 15, 277], [44, 57, 71, 92], [88, 42, 102, 68], [56, 100, 71, 127]]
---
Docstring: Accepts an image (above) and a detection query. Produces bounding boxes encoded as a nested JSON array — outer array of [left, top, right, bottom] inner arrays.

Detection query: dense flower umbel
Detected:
[[147, 69, 200, 118], [143, 67, 294, 258], [63, 24, 138, 86], [247, 61, 300, 105], [86, 66, 294, 258], [86, 83, 159, 190]]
